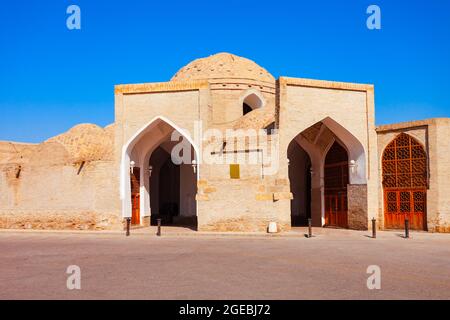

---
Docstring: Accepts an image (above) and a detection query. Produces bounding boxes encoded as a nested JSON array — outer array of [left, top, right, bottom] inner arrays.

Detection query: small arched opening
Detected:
[[242, 92, 264, 116]]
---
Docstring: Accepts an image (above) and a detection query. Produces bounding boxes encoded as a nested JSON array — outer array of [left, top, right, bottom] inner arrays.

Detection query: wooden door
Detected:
[[382, 133, 427, 231], [130, 168, 141, 225], [131, 193, 140, 225], [324, 142, 349, 228], [384, 189, 426, 230], [325, 192, 348, 228]]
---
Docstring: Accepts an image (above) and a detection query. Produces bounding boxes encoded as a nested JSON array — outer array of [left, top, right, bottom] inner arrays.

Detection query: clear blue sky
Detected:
[[1, 0, 449, 143]]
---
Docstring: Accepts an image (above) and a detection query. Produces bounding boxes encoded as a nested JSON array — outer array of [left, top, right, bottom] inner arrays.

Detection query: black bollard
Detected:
[[126, 218, 131, 237], [308, 218, 312, 238], [157, 218, 162, 237], [405, 216, 410, 239], [372, 218, 376, 239]]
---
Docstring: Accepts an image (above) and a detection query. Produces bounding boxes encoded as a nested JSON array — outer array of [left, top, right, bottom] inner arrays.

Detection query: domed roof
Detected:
[[45, 124, 114, 162], [171, 52, 275, 83]]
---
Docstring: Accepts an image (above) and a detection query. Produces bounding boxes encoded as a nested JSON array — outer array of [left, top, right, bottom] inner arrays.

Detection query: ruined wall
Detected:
[[0, 124, 121, 230]]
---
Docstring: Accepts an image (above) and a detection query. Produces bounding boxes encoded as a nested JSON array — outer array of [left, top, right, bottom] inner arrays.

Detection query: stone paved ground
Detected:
[[0, 229, 449, 300]]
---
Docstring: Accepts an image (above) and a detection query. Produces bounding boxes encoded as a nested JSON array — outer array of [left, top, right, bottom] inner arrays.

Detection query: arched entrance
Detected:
[[324, 142, 349, 228], [288, 140, 312, 226], [287, 117, 366, 229], [149, 145, 197, 227], [121, 116, 199, 230], [382, 133, 427, 230]]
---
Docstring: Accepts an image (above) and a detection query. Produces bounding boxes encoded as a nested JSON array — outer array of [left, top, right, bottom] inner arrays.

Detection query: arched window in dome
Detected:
[[243, 103, 253, 115], [242, 92, 263, 116]]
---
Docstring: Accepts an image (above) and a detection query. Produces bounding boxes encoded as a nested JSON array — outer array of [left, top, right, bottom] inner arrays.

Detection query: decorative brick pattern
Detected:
[[347, 184, 368, 230]]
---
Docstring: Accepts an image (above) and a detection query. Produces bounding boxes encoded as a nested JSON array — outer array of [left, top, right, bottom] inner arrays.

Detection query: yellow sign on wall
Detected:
[[230, 164, 240, 179]]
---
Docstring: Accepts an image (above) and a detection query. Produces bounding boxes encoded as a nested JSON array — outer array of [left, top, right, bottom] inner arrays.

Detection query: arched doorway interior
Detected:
[[121, 116, 199, 230], [288, 140, 312, 226], [324, 141, 349, 228], [287, 118, 367, 229], [149, 145, 197, 228], [382, 133, 427, 230]]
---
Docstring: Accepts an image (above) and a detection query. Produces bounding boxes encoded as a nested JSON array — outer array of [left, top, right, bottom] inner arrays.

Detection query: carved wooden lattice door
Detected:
[[382, 133, 427, 230], [324, 142, 349, 228]]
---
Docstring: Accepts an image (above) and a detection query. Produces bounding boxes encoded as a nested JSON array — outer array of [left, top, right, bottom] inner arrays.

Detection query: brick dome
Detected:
[[45, 124, 114, 162], [171, 52, 275, 83]]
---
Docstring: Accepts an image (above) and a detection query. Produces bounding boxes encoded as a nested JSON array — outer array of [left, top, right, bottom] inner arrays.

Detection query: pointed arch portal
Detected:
[[288, 117, 367, 229], [121, 116, 199, 229]]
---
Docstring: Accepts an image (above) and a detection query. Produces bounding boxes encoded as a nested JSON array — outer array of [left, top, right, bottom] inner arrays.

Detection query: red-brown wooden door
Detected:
[[384, 189, 426, 230], [325, 192, 348, 228], [382, 133, 427, 231], [324, 142, 349, 228], [131, 193, 140, 225], [130, 168, 141, 225]]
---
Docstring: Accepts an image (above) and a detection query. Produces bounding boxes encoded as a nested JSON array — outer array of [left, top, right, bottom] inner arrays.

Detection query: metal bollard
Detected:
[[157, 218, 162, 237], [308, 218, 312, 238], [126, 218, 131, 237], [405, 216, 410, 239], [372, 218, 376, 239]]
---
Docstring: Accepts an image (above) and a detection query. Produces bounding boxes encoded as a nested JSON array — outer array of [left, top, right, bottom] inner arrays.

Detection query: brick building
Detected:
[[1, 53, 449, 233]]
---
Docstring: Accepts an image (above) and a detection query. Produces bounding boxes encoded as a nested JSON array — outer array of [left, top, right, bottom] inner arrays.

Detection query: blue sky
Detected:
[[1, 0, 449, 143]]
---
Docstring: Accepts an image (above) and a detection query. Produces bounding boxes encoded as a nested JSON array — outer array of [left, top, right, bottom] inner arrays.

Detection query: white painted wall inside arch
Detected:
[[120, 116, 200, 220]]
